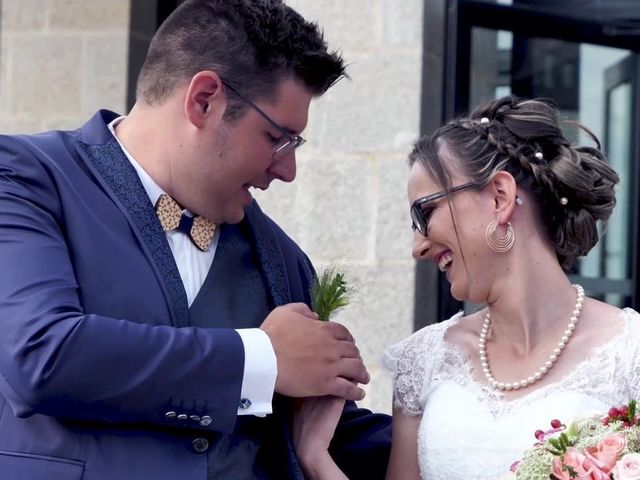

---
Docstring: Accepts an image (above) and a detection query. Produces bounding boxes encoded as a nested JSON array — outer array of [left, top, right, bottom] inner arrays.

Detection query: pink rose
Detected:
[[585, 433, 627, 473], [612, 453, 640, 480], [551, 448, 609, 480]]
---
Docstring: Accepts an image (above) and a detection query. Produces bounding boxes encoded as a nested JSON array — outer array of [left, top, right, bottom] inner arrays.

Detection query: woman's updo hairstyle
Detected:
[[409, 95, 619, 271]]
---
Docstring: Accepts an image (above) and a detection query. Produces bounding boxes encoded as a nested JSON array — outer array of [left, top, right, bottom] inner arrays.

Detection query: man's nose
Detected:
[[270, 151, 297, 183]]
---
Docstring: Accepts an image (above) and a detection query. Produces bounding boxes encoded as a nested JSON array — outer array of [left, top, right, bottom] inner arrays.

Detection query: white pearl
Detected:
[[480, 284, 584, 391]]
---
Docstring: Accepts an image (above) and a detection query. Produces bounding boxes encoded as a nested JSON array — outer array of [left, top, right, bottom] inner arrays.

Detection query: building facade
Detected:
[[1, 0, 637, 414]]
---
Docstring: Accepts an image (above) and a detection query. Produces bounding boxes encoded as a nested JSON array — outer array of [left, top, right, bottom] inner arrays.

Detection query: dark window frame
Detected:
[[415, 0, 640, 328]]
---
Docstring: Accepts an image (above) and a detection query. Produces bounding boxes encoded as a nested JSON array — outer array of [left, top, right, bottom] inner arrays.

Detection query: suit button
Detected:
[[177, 414, 188, 421], [190, 415, 201, 422], [192, 437, 209, 453], [239, 398, 252, 410], [165, 411, 176, 419], [199, 415, 212, 427]]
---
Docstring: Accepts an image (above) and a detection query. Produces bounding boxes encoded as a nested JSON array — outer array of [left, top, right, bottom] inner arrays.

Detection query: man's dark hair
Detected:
[[136, 0, 347, 117]]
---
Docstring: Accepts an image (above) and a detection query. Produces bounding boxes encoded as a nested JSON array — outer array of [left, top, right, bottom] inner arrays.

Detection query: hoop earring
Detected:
[[485, 220, 515, 253]]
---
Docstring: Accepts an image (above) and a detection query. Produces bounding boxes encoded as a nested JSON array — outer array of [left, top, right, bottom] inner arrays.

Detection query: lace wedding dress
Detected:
[[382, 308, 640, 480]]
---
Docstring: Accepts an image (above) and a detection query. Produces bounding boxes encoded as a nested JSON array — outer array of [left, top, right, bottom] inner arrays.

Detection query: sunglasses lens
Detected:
[[410, 206, 425, 235], [411, 204, 436, 236]]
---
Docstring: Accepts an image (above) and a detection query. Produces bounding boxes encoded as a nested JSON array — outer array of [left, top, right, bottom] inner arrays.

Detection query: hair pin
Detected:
[[560, 197, 568, 206], [534, 152, 543, 160], [480, 117, 489, 124]]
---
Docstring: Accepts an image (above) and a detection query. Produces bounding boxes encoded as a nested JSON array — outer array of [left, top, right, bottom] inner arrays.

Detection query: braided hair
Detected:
[[409, 95, 619, 270]]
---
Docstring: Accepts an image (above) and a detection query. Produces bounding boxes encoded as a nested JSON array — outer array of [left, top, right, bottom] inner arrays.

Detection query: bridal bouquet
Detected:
[[505, 400, 640, 480]]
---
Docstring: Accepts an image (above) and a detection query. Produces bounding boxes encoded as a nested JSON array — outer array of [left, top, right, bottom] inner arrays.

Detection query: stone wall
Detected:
[[0, 0, 130, 133], [0, 0, 424, 414], [254, 0, 424, 413]]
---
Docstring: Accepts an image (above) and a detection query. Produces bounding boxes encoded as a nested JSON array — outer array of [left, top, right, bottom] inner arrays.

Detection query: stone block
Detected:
[[83, 34, 129, 115], [252, 175, 301, 242], [0, 117, 45, 134], [285, 0, 382, 51], [377, 155, 414, 260], [9, 34, 82, 117], [382, 0, 424, 47], [48, 0, 130, 30], [0, 36, 14, 114], [294, 154, 377, 262], [1, 0, 47, 31], [310, 50, 422, 153], [41, 116, 87, 131]]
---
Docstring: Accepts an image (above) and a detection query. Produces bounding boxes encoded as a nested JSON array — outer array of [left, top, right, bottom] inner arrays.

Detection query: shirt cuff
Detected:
[[235, 328, 277, 417]]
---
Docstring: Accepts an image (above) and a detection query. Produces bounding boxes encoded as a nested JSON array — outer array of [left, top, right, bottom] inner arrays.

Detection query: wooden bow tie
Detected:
[[155, 194, 216, 251]]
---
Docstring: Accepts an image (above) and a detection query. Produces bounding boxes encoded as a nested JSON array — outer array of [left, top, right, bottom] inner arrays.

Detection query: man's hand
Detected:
[[260, 303, 369, 401]]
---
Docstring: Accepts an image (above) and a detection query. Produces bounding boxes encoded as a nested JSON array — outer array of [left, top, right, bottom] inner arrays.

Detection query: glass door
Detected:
[[441, 0, 640, 318]]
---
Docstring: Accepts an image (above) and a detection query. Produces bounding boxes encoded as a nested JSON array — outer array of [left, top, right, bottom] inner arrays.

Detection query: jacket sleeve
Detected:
[[0, 135, 244, 434]]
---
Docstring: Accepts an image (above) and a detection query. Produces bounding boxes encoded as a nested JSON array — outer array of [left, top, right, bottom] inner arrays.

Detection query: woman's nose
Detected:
[[412, 231, 432, 260]]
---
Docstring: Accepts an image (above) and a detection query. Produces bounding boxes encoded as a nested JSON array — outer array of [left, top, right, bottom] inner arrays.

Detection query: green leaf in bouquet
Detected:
[[310, 266, 352, 321]]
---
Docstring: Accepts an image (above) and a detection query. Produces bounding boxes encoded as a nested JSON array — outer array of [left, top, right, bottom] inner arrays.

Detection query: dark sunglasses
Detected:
[[410, 182, 481, 236]]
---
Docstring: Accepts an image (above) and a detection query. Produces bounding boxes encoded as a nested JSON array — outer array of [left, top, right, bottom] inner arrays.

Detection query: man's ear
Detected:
[[488, 170, 518, 224], [184, 71, 226, 128]]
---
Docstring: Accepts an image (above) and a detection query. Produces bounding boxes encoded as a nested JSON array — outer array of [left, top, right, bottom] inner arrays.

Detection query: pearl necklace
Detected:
[[479, 284, 585, 391]]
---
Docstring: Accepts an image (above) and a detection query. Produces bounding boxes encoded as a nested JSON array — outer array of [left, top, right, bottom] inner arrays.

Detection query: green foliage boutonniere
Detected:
[[310, 267, 352, 321]]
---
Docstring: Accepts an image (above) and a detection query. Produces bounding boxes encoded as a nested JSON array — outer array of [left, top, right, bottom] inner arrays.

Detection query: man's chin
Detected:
[[222, 208, 247, 225]]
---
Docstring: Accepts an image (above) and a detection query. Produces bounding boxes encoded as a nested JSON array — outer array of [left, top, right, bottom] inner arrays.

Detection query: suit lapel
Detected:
[[243, 202, 292, 307], [75, 111, 190, 327]]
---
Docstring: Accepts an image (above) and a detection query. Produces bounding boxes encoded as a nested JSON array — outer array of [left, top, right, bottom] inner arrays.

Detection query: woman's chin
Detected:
[[449, 282, 466, 302]]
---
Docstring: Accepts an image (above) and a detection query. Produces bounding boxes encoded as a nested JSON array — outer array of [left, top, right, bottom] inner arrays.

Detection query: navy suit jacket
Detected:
[[0, 110, 390, 479]]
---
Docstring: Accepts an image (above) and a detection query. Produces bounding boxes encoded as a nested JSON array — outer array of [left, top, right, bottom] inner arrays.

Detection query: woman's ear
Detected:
[[488, 171, 518, 224], [184, 71, 226, 128]]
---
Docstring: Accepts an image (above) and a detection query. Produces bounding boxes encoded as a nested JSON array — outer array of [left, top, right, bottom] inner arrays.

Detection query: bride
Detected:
[[292, 95, 640, 479]]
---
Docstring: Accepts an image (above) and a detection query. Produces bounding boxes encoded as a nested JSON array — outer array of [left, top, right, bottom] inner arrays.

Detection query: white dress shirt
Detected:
[[108, 118, 277, 416]]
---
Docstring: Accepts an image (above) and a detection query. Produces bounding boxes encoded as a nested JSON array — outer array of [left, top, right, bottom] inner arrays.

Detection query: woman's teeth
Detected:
[[438, 252, 453, 272]]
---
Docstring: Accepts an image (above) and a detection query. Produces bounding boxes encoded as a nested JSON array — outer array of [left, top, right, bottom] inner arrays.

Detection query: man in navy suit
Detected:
[[0, 1, 390, 479]]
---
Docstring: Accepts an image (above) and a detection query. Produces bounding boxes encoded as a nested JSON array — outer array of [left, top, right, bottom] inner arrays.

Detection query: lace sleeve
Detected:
[[382, 321, 452, 417]]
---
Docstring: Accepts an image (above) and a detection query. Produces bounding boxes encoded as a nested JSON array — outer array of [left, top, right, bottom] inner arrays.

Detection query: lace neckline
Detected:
[[437, 307, 636, 408]]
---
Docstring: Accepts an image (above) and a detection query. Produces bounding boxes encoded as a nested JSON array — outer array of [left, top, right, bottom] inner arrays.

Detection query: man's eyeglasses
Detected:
[[220, 79, 306, 159], [410, 182, 481, 236]]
